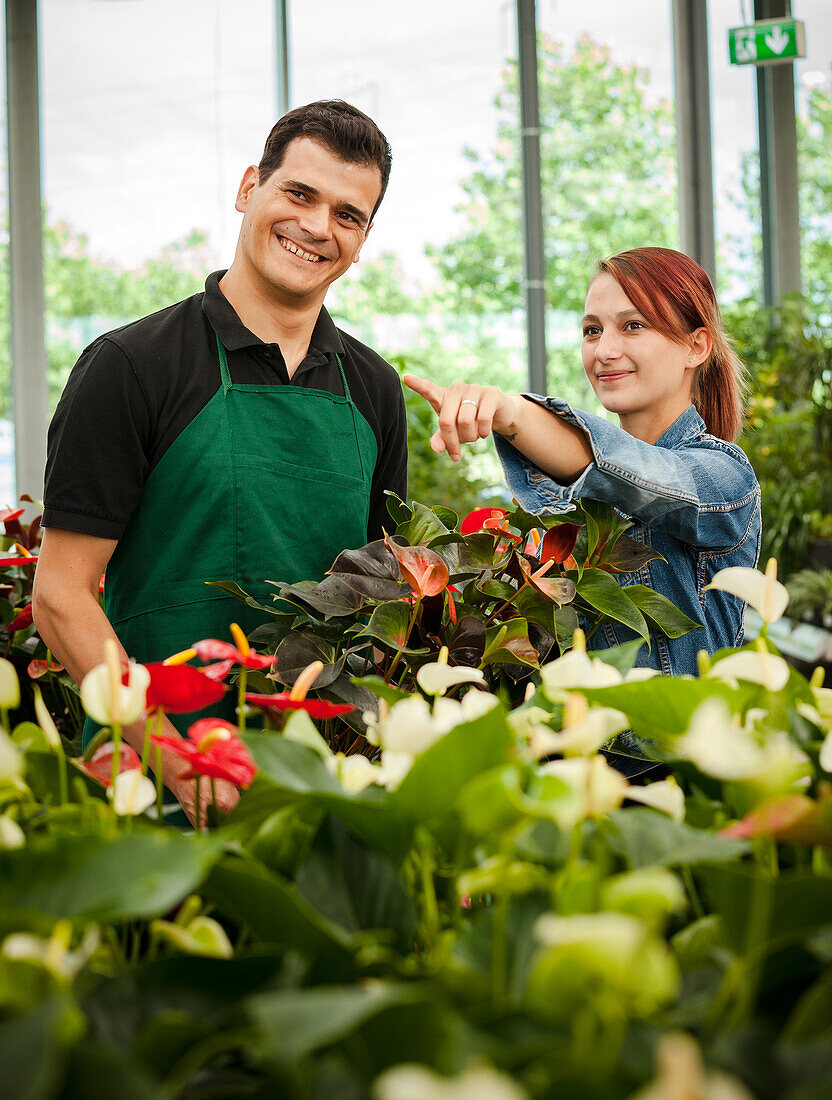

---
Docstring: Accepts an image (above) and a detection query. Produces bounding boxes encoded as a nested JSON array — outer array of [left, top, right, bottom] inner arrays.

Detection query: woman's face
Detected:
[[580, 273, 708, 442]]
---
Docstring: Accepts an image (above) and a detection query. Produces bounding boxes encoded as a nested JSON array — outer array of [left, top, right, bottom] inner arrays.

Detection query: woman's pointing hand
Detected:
[[402, 373, 520, 462]]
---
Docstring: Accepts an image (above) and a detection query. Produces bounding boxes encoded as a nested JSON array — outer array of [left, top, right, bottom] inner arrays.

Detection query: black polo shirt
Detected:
[[43, 271, 408, 543]]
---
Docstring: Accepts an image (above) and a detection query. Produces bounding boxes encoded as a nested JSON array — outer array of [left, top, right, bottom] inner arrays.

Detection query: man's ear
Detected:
[[235, 166, 259, 214], [353, 220, 373, 264]]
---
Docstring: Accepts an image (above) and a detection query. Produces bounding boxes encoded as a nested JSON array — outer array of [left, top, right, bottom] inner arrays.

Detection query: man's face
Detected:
[[234, 137, 382, 305]]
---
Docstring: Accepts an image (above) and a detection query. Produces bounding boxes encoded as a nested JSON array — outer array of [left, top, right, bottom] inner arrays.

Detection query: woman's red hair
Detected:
[[595, 247, 747, 442]]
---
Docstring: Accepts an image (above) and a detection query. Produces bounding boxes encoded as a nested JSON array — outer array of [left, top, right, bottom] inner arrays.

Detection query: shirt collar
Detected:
[[201, 270, 345, 355], [655, 404, 706, 448]]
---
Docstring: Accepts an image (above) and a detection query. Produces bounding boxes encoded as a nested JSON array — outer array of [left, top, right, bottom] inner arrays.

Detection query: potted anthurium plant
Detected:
[[211, 495, 701, 751]]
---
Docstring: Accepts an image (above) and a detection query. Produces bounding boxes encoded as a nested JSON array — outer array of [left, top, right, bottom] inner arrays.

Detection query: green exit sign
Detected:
[[728, 18, 806, 66]]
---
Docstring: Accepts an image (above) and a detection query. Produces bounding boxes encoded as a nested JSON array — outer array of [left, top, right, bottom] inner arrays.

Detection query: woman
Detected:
[[404, 247, 761, 676]]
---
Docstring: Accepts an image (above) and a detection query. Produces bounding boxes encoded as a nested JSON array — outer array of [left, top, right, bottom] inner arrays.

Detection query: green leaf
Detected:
[[202, 857, 354, 967], [622, 585, 704, 639], [601, 533, 666, 573], [272, 575, 366, 618], [357, 601, 430, 655], [295, 816, 417, 948], [11, 722, 52, 753], [577, 568, 649, 641], [273, 631, 345, 688], [282, 709, 332, 761], [431, 505, 459, 530], [204, 579, 282, 617], [604, 807, 750, 868], [247, 982, 445, 1068], [553, 605, 580, 654], [581, 678, 752, 742], [0, 996, 85, 1100], [0, 831, 223, 924], [698, 865, 832, 954], [588, 638, 646, 675], [482, 618, 539, 668], [350, 676, 410, 707], [395, 501, 449, 546], [384, 491, 411, 527]]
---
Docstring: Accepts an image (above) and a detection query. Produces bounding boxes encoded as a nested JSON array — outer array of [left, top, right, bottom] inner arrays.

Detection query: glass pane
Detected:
[[536, 1, 678, 412], [0, 3, 13, 504], [40, 0, 276, 408]]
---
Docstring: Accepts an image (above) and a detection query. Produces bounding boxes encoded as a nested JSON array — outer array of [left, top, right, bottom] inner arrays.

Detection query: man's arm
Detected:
[[32, 528, 238, 823]]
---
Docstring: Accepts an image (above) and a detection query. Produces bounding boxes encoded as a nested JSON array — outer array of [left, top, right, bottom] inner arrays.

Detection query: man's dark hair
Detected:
[[257, 100, 392, 221]]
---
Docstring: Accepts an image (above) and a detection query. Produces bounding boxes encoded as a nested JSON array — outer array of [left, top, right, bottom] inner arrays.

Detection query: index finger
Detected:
[[402, 373, 444, 412]]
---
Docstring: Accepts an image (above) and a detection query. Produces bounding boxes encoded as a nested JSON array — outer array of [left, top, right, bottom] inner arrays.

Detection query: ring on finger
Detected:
[[460, 399, 479, 408]]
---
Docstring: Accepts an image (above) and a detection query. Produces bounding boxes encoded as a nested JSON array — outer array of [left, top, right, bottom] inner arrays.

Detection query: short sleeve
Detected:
[[43, 338, 152, 539]]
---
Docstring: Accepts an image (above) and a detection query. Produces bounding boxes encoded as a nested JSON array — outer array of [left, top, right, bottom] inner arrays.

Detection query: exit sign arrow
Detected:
[[728, 18, 806, 66]]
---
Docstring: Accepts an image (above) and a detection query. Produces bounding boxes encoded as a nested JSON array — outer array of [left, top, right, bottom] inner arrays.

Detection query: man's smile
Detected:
[[276, 234, 327, 263]]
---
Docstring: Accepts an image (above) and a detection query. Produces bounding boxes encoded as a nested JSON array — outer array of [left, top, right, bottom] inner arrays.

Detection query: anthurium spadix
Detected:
[[81, 639, 150, 726], [706, 558, 789, 625]]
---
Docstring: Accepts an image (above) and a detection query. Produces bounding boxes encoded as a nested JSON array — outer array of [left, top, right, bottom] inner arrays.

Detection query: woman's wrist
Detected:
[[493, 393, 523, 440]]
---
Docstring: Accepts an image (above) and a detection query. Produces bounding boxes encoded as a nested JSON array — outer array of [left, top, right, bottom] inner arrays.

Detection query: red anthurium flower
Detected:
[[28, 658, 65, 679], [540, 523, 583, 565], [0, 556, 37, 568], [446, 586, 458, 625], [201, 660, 235, 682], [0, 507, 24, 527], [190, 623, 277, 671], [246, 658, 355, 719], [8, 604, 33, 632], [384, 535, 449, 597], [460, 507, 522, 542], [144, 662, 227, 714], [152, 718, 257, 788], [84, 741, 141, 787], [246, 693, 355, 718]]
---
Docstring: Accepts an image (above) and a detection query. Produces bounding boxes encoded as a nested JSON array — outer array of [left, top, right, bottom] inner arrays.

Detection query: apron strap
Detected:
[[216, 334, 233, 395]]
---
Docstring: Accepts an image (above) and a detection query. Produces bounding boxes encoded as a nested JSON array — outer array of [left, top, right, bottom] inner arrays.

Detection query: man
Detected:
[[33, 101, 408, 821]]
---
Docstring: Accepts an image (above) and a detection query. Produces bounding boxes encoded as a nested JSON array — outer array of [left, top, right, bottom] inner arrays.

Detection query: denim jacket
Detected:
[[494, 398, 761, 676]]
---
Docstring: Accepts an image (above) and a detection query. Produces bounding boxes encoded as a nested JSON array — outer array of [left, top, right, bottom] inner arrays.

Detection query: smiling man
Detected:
[[34, 102, 407, 822]]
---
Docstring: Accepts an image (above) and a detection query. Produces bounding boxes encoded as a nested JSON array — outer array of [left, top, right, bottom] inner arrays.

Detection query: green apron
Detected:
[[83, 332, 377, 749]]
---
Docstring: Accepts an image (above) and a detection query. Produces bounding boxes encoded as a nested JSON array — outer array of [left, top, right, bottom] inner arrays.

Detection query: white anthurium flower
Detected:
[[108, 768, 156, 816], [630, 1031, 755, 1100], [539, 755, 630, 822], [151, 915, 233, 959], [326, 752, 387, 794], [33, 687, 62, 750], [377, 750, 414, 790], [81, 639, 150, 726], [820, 732, 832, 774], [541, 647, 623, 696], [625, 777, 686, 823], [706, 558, 788, 625], [373, 1061, 529, 1100], [0, 728, 24, 781], [531, 705, 630, 759], [367, 690, 498, 758], [678, 698, 810, 783], [0, 814, 25, 849], [1, 922, 99, 982], [417, 660, 485, 697], [706, 648, 790, 692], [623, 667, 661, 683], [0, 657, 21, 710]]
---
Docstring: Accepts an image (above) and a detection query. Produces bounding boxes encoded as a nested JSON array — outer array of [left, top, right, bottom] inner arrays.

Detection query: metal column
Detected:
[[671, 0, 716, 283], [515, 0, 547, 394], [275, 0, 290, 118], [754, 0, 801, 304], [5, 0, 49, 504]]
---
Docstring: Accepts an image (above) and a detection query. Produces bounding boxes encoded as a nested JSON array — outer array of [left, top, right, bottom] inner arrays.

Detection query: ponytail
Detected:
[[692, 330, 748, 443]]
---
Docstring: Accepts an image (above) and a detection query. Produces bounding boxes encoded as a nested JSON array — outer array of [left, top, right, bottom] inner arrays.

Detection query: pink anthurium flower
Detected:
[[384, 534, 449, 597], [152, 717, 257, 788], [246, 659, 355, 719], [84, 741, 141, 787], [144, 662, 227, 714], [28, 658, 65, 680], [189, 623, 277, 671]]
